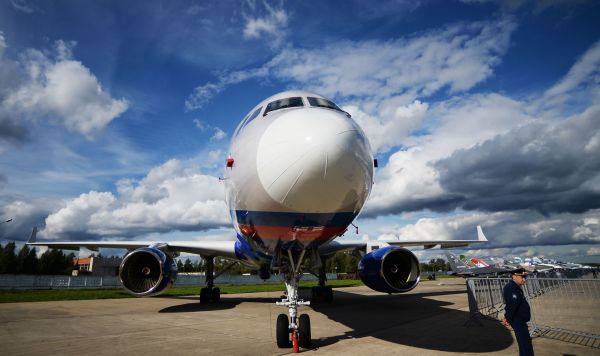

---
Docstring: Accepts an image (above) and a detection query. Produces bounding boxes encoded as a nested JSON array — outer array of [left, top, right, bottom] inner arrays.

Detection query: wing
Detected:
[[319, 225, 488, 256], [26, 227, 237, 258]]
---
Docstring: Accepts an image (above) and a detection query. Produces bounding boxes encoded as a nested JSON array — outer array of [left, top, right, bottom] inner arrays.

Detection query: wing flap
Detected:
[[320, 225, 488, 255], [26, 227, 237, 258]]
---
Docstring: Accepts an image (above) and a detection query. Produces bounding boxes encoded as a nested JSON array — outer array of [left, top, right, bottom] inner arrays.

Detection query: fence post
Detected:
[[524, 278, 539, 337], [465, 278, 483, 326]]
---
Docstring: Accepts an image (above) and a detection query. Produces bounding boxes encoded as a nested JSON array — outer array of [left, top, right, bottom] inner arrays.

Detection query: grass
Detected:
[[0, 279, 364, 303]]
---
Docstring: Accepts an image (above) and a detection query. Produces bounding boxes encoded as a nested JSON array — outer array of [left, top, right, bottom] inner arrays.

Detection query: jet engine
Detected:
[[119, 247, 178, 297], [358, 246, 420, 293]]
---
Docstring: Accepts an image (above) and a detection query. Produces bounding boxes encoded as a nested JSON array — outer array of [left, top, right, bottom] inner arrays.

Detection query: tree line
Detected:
[[175, 253, 451, 275], [174, 252, 364, 275], [0, 241, 451, 276], [0, 242, 76, 275], [420, 258, 451, 273]]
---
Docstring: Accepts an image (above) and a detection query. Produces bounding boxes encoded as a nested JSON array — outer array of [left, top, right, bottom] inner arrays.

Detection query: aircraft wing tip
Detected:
[[27, 226, 38, 244], [477, 225, 488, 241]]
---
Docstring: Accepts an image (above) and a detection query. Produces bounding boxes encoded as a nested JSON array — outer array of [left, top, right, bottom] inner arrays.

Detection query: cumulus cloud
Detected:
[[41, 159, 230, 239], [365, 93, 533, 215], [377, 209, 600, 249], [0, 37, 128, 138], [347, 99, 429, 153], [249, 19, 513, 101], [268, 19, 515, 100], [243, 2, 288, 44], [435, 105, 600, 215], [364, 36, 600, 218], [192, 119, 227, 141], [210, 127, 227, 141], [0, 197, 58, 241]]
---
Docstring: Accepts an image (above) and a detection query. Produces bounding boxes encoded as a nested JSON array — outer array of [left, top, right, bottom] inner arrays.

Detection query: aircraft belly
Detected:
[[235, 210, 356, 252]]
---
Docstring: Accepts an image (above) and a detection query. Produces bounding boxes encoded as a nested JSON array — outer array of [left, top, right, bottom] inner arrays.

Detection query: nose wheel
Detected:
[[275, 313, 311, 350], [298, 314, 311, 348], [276, 314, 290, 347]]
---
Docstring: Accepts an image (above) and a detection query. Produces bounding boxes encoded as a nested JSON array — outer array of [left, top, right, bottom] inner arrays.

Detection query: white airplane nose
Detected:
[[256, 109, 373, 213]]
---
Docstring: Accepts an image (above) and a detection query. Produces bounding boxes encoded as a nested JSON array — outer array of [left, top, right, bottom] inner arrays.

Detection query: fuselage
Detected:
[[223, 91, 373, 256]]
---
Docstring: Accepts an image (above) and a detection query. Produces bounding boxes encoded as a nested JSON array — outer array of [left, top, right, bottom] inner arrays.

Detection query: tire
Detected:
[[276, 314, 290, 348], [298, 314, 311, 349], [211, 287, 221, 303], [200, 287, 211, 304]]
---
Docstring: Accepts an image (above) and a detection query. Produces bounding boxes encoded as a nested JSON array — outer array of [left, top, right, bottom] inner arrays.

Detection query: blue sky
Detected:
[[1, 0, 600, 263]]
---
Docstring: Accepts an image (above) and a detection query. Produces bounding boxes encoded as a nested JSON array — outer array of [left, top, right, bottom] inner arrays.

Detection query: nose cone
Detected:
[[256, 109, 373, 213]]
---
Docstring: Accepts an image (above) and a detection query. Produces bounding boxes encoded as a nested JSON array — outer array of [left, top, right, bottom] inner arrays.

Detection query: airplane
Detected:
[[446, 252, 515, 277], [27, 90, 486, 352], [445, 227, 513, 277], [468, 256, 490, 268]]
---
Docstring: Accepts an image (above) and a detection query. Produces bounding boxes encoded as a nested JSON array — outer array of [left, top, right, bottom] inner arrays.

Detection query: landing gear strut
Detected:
[[311, 256, 333, 302], [276, 249, 312, 351], [200, 256, 220, 303]]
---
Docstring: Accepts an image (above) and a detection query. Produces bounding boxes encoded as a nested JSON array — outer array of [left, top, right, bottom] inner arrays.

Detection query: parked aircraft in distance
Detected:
[[28, 91, 485, 352], [446, 252, 514, 277], [445, 227, 515, 277]]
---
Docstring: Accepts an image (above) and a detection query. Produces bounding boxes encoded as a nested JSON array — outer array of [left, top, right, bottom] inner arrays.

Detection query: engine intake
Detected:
[[358, 246, 420, 293], [119, 247, 178, 297]]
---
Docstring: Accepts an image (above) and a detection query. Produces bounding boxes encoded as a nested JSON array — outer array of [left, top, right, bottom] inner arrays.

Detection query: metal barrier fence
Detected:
[[466, 276, 600, 348], [0, 273, 337, 290]]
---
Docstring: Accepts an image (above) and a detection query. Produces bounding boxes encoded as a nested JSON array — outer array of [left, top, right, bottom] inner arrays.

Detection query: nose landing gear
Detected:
[[275, 249, 312, 352]]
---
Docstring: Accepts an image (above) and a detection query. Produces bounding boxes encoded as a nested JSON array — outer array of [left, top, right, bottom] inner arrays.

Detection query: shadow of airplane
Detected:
[[158, 295, 276, 313], [310, 289, 512, 353], [158, 287, 513, 353]]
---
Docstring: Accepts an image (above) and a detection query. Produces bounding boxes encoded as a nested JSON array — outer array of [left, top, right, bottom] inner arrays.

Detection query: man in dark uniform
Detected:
[[503, 268, 533, 356]]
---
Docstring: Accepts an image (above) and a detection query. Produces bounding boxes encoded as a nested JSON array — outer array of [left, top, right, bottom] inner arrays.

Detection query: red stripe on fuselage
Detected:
[[238, 224, 346, 242]]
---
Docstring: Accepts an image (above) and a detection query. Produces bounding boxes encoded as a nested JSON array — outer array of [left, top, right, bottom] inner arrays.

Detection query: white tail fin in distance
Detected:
[[445, 252, 469, 273], [477, 225, 488, 242], [28, 226, 38, 243]]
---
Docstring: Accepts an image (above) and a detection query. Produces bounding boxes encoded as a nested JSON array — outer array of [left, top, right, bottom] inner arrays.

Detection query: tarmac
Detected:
[[0, 278, 597, 355]]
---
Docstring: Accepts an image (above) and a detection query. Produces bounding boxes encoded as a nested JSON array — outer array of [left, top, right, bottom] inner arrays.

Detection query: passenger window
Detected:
[[263, 97, 304, 116]]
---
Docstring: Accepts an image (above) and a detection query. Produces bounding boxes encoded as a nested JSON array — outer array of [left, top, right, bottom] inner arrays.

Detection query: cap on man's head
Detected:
[[510, 268, 528, 276]]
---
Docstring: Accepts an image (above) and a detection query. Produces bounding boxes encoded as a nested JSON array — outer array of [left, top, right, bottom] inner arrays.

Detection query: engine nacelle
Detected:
[[358, 246, 420, 293], [119, 247, 178, 297]]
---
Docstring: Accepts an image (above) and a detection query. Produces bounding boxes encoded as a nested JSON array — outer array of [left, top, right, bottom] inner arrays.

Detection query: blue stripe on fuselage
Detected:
[[234, 210, 356, 227], [234, 233, 271, 267]]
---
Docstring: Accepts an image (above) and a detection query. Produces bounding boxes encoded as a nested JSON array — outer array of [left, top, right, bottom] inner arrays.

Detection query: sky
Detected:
[[1, 0, 599, 263]]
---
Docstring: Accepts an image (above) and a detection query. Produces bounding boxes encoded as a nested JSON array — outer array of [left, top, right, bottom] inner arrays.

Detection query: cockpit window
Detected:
[[263, 97, 304, 116], [233, 106, 262, 137], [246, 106, 262, 125], [307, 97, 342, 112]]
